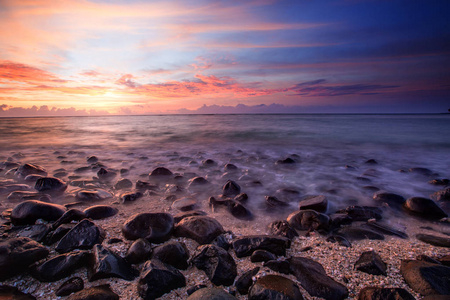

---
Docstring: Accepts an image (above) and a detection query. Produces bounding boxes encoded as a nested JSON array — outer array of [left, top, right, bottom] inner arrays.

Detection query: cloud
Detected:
[[0, 60, 66, 84], [116, 74, 139, 88], [290, 79, 399, 96], [0, 104, 109, 117]]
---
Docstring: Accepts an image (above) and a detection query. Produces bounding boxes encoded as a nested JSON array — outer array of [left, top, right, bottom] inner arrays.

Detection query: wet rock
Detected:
[[192, 244, 237, 286], [75, 189, 113, 202], [268, 220, 299, 239], [276, 157, 297, 165], [265, 196, 290, 211], [66, 284, 119, 300], [83, 205, 118, 220], [365, 222, 408, 239], [120, 191, 143, 203], [287, 210, 330, 232], [122, 212, 174, 242], [74, 166, 91, 173], [89, 244, 137, 281], [152, 241, 190, 270], [11, 200, 66, 225], [212, 234, 230, 250], [401, 259, 450, 296], [13, 224, 51, 243], [0, 237, 49, 280], [172, 197, 198, 211], [403, 197, 447, 220], [52, 209, 86, 229], [188, 176, 210, 188], [32, 251, 90, 282], [45, 224, 75, 245], [234, 193, 248, 203], [137, 259, 186, 300], [326, 235, 352, 247], [431, 187, 450, 202], [329, 213, 353, 228], [373, 192, 406, 208], [187, 287, 237, 300], [224, 163, 238, 171], [249, 274, 303, 300], [186, 285, 208, 296], [7, 191, 48, 201], [135, 180, 158, 191], [56, 219, 105, 253], [336, 206, 382, 221], [150, 167, 173, 177], [232, 235, 290, 258], [336, 226, 385, 241], [409, 167, 434, 177], [125, 238, 152, 264], [87, 156, 98, 163], [250, 250, 277, 263], [416, 234, 450, 247], [0, 285, 36, 300], [235, 267, 260, 295], [174, 215, 224, 244], [97, 168, 117, 181], [15, 163, 47, 178], [222, 180, 241, 197], [429, 179, 450, 186], [358, 287, 415, 300], [114, 178, 132, 190], [227, 201, 253, 220], [365, 159, 378, 165], [34, 177, 67, 195], [173, 210, 207, 223], [264, 260, 291, 274], [299, 195, 328, 213], [355, 251, 387, 276], [439, 255, 450, 266], [289, 256, 348, 300]]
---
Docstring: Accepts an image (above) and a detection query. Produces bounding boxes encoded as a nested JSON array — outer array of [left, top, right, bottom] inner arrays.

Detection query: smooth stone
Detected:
[[152, 241, 190, 270], [403, 197, 447, 220], [232, 235, 291, 258], [120, 191, 143, 203], [187, 287, 237, 300], [248, 274, 303, 300], [188, 176, 210, 188], [15, 163, 47, 178], [11, 200, 66, 225], [186, 285, 208, 296], [83, 205, 118, 220], [125, 238, 152, 264], [409, 167, 434, 176], [114, 178, 132, 190], [66, 284, 119, 300], [416, 234, 450, 247], [202, 159, 216, 166], [401, 259, 450, 296], [87, 156, 98, 163], [264, 260, 291, 274], [32, 251, 90, 282], [135, 180, 158, 191], [289, 256, 348, 300], [365, 159, 378, 165], [56, 277, 84, 297], [336, 226, 385, 241], [236, 267, 260, 295], [45, 224, 75, 245], [224, 163, 238, 171], [174, 215, 224, 244], [13, 224, 51, 243], [287, 210, 330, 232], [268, 220, 299, 239], [222, 180, 241, 197], [75, 189, 113, 202], [276, 157, 297, 165], [191, 244, 237, 286], [265, 196, 290, 211], [336, 206, 382, 221], [326, 235, 352, 247], [234, 193, 249, 203], [149, 167, 173, 177], [52, 209, 86, 229], [250, 250, 277, 263], [0, 237, 49, 280], [431, 187, 450, 202], [137, 259, 186, 300], [365, 222, 408, 239], [358, 287, 416, 300], [299, 195, 328, 213], [7, 191, 49, 202], [173, 210, 207, 223], [172, 198, 198, 211], [34, 177, 67, 195], [373, 192, 405, 208], [227, 201, 253, 220], [212, 234, 230, 250], [355, 251, 387, 276], [122, 212, 174, 242], [56, 219, 105, 253], [97, 168, 117, 181], [89, 244, 138, 281], [0, 285, 36, 300]]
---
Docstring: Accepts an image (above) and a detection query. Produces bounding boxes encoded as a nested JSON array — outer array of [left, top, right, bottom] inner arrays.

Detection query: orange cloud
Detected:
[[0, 60, 66, 84]]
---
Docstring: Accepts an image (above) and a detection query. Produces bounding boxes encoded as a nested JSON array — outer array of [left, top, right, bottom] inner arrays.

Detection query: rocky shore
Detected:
[[0, 150, 449, 299]]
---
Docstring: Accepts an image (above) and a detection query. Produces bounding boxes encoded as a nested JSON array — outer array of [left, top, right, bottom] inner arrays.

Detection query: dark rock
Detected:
[[56, 219, 105, 253], [336, 226, 385, 241], [232, 235, 290, 258], [264, 260, 291, 274], [0, 285, 36, 300], [222, 180, 241, 197], [150, 167, 173, 177], [212, 234, 230, 250], [173, 210, 207, 223], [45, 224, 75, 245], [299, 195, 328, 213], [97, 168, 117, 181], [401, 259, 450, 296], [250, 250, 277, 263], [439, 255, 450, 266], [74, 166, 91, 173], [14, 224, 51, 243], [83, 205, 118, 220], [287, 210, 330, 232], [7, 191, 47, 201], [234, 193, 248, 203], [34, 177, 67, 195], [337, 206, 382, 221], [355, 251, 387, 276], [11, 200, 66, 225], [403, 197, 447, 220], [416, 234, 450, 247], [326, 235, 352, 247], [135, 180, 158, 191], [122, 212, 174, 243], [15, 163, 47, 178], [365, 222, 408, 239], [66, 284, 119, 300], [358, 287, 415, 300], [265, 196, 290, 211], [87, 156, 98, 163], [174, 215, 224, 244], [107, 238, 122, 244], [202, 159, 216, 166], [236, 267, 260, 295], [329, 213, 353, 228], [186, 285, 207, 296], [75, 189, 113, 202], [227, 201, 253, 220], [289, 256, 348, 300], [188, 176, 210, 188], [365, 159, 378, 165], [276, 157, 297, 165], [114, 178, 132, 190], [191, 244, 237, 286], [32, 251, 90, 282], [137, 259, 186, 300], [268, 220, 299, 239], [125, 238, 152, 264], [417, 254, 442, 265], [187, 287, 237, 300], [89, 244, 137, 281], [373, 192, 406, 208], [0, 237, 49, 280], [409, 167, 434, 176], [431, 187, 450, 203], [429, 179, 450, 186], [52, 209, 86, 229], [152, 241, 190, 270], [248, 274, 303, 300], [172, 197, 198, 211], [120, 191, 143, 203], [224, 163, 238, 171]]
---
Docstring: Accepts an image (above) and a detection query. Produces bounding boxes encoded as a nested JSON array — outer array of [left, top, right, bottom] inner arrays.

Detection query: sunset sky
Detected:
[[0, 0, 449, 116]]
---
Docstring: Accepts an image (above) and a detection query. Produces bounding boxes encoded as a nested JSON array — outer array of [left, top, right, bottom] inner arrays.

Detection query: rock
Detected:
[[186, 285, 208, 296], [188, 176, 210, 188], [222, 180, 241, 197], [234, 193, 248, 203], [358, 287, 415, 300], [15, 163, 47, 178], [287, 210, 330, 232], [365, 159, 378, 165], [125, 238, 152, 264], [75, 189, 113, 202], [56, 219, 105, 253], [137, 259, 186, 300], [32, 251, 90, 282], [248, 274, 303, 300], [431, 188, 450, 202], [212, 234, 230, 250], [120, 191, 143, 203], [202, 159, 216, 166], [336, 226, 385, 241], [337, 206, 382, 221], [66, 284, 119, 300], [83, 205, 118, 220], [268, 220, 299, 239], [191, 244, 237, 286], [0, 237, 49, 280], [122, 212, 174, 242], [56, 277, 84, 296], [52, 209, 86, 229], [11, 200, 66, 225], [265, 196, 290, 211], [174, 216, 224, 244], [13, 224, 51, 243], [135, 180, 158, 191], [34, 177, 67, 195], [416, 234, 450, 247], [276, 157, 297, 165], [114, 178, 132, 190], [87, 156, 98, 163], [401, 259, 450, 296], [149, 167, 173, 177], [409, 167, 434, 176], [173, 210, 207, 223], [264, 260, 291, 274], [439, 255, 450, 266], [7, 191, 48, 202], [250, 250, 277, 263], [45, 224, 75, 245], [89, 244, 138, 281], [289, 256, 348, 300], [224, 163, 238, 171], [227, 201, 253, 220], [365, 222, 408, 239], [403, 197, 447, 220], [236, 267, 260, 295], [373, 192, 406, 208], [0, 285, 36, 300], [172, 197, 198, 211], [187, 287, 237, 300], [299, 195, 328, 213], [329, 213, 353, 228], [152, 241, 190, 270], [232, 235, 290, 258], [97, 168, 117, 181], [355, 251, 387, 276], [326, 235, 352, 247]]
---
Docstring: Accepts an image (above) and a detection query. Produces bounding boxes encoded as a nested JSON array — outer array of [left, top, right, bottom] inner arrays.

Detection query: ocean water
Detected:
[[0, 114, 449, 224]]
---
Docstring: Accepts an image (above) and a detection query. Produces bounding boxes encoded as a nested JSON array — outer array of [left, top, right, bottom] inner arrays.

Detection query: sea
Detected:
[[0, 114, 449, 223]]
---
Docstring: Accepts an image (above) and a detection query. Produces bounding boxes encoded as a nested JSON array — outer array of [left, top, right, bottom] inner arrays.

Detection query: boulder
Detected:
[[235, 267, 260, 295], [174, 216, 224, 244], [66, 285, 119, 300], [354, 251, 387, 276], [83, 205, 118, 220], [152, 241, 190, 270], [232, 235, 290, 258], [122, 212, 174, 243], [56, 219, 105, 253], [89, 244, 138, 281], [32, 251, 90, 282], [125, 238, 152, 264], [248, 275, 303, 300], [227, 201, 253, 220], [401, 259, 450, 296], [56, 277, 84, 297], [265, 196, 290, 211], [299, 195, 328, 213], [11, 200, 66, 225], [268, 220, 298, 239], [403, 197, 447, 220], [287, 210, 330, 232], [358, 287, 415, 300], [187, 287, 237, 300]]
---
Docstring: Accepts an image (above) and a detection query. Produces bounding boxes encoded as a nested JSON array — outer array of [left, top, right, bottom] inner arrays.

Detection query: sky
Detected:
[[0, 0, 449, 116]]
